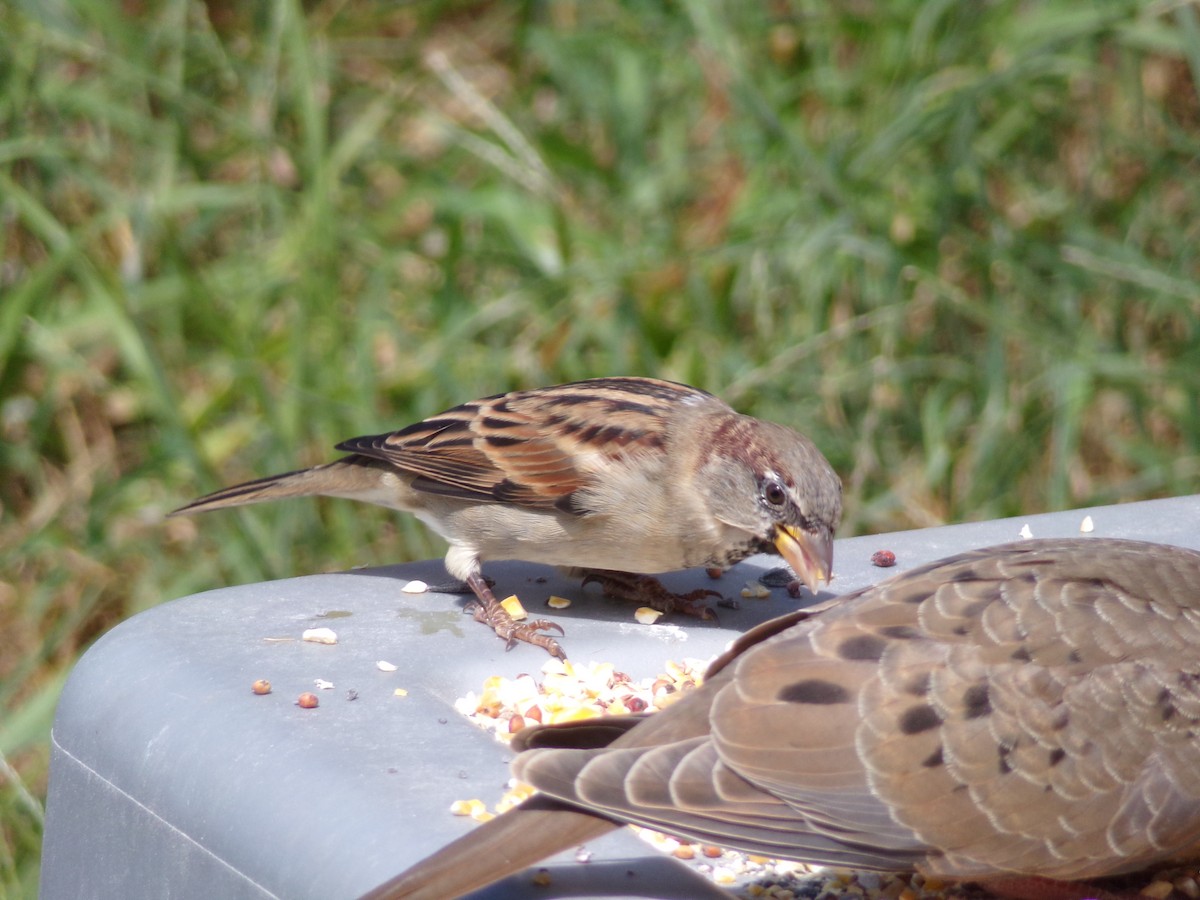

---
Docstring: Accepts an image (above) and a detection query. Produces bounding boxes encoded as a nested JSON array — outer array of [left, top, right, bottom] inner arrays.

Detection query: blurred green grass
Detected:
[[3, 0, 1199, 892]]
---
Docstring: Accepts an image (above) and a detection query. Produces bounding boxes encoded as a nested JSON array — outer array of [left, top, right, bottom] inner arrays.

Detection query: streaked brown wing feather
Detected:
[[336, 377, 718, 510]]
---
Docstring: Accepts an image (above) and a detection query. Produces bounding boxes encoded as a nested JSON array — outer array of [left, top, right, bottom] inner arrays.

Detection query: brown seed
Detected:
[[786, 579, 803, 598], [523, 704, 543, 724], [705, 567, 723, 579], [508, 714, 526, 734], [702, 845, 723, 858], [296, 692, 319, 709], [251, 679, 272, 695], [673, 845, 696, 860], [872, 549, 897, 567], [624, 696, 648, 713]]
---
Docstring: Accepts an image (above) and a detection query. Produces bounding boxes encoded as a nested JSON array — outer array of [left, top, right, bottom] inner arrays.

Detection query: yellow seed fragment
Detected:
[[393, 688, 408, 697], [634, 607, 663, 625], [546, 595, 571, 609], [500, 594, 527, 620], [449, 799, 486, 817]]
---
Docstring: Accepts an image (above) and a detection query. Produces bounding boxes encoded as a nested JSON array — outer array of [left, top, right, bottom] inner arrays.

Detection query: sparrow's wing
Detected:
[[336, 377, 719, 511], [514, 539, 1200, 881]]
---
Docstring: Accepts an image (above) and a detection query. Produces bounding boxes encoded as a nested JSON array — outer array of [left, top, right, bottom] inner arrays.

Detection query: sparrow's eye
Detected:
[[762, 478, 788, 508]]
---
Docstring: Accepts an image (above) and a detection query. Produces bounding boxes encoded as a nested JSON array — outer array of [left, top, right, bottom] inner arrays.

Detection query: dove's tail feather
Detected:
[[358, 795, 619, 900]]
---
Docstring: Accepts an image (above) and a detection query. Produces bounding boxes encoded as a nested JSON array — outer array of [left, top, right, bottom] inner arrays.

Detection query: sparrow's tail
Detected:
[[358, 795, 619, 900], [169, 457, 391, 516]]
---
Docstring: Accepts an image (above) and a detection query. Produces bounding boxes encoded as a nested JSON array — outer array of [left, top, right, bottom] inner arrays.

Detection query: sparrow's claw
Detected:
[[464, 573, 567, 658], [582, 570, 721, 621]]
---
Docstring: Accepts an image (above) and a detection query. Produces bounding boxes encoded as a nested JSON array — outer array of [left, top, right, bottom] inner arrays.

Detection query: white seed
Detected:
[[1018, 523, 1033, 539], [1080, 515, 1094, 533], [301, 627, 338, 644], [401, 579, 428, 593], [635, 607, 663, 625], [376, 660, 398, 672]]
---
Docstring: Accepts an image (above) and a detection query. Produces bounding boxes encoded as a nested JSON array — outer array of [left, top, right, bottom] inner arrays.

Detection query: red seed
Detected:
[[251, 679, 272, 695], [872, 550, 897, 567], [296, 692, 319, 709], [705, 567, 723, 579]]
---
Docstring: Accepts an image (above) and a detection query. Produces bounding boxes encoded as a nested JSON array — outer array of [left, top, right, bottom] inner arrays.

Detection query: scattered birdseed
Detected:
[[393, 688, 408, 697], [1080, 515, 1095, 533], [740, 581, 770, 599], [705, 567, 724, 579], [250, 679, 272, 695], [500, 594, 528, 620], [401, 580, 428, 593], [531, 870, 552, 887], [635, 607, 664, 625], [295, 692, 319, 709], [546, 595, 571, 609], [314, 678, 334, 690], [376, 660, 398, 672], [871, 550, 897, 568], [455, 657, 706, 743], [301, 627, 338, 645], [786, 580, 803, 599], [1019, 523, 1033, 539]]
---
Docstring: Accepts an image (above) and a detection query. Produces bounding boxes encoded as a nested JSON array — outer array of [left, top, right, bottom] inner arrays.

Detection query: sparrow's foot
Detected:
[[581, 570, 720, 620], [465, 573, 567, 659]]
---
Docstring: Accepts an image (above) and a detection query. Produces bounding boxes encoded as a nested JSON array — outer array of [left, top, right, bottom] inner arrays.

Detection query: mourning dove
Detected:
[[364, 538, 1200, 899], [172, 377, 841, 656]]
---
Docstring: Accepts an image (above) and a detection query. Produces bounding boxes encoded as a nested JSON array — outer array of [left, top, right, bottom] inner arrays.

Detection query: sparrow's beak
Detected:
[[774, 524, 833, 595]]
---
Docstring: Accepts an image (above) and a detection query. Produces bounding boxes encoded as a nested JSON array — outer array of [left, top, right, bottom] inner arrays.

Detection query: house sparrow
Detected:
[[363, 538, 1200, 900], [171, 377, 841, 657]]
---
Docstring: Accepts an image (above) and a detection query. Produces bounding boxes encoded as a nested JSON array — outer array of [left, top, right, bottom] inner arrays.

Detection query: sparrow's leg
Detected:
[[464, 573, 566, 659], [580, 570, 720, 620]]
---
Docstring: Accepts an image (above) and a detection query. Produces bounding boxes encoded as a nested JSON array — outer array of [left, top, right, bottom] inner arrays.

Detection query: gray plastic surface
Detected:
[[40, 495, 1200, 899]]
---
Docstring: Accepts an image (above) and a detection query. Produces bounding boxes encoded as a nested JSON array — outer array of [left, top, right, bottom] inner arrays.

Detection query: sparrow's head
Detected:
[[699, 417, 841, 593]]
